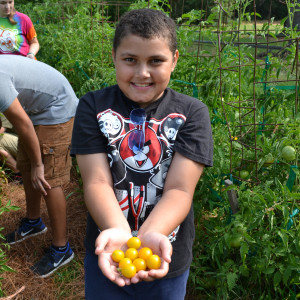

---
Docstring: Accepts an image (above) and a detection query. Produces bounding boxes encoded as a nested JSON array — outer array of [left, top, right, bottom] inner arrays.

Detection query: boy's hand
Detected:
[[95, 228, 132, 287], [95, 230, 172, 286], [31, 164, 51, 195], [131, 232, 172, 284]]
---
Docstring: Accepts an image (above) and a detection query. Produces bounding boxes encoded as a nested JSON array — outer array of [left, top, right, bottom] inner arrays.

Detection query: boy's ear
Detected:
[[171, 50, 179, 72]]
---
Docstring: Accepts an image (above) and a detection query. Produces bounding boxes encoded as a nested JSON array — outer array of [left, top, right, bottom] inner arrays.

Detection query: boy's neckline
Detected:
[[119, 87, 168, 112]]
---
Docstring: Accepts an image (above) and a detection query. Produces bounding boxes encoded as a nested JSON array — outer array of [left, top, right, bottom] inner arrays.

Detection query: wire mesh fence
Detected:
[[23, 0, 299, 185]]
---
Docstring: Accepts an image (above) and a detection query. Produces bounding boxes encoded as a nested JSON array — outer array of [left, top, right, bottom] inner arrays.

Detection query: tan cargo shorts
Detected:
[[0, 132, 18, 158], [17, 118, 74, 188]]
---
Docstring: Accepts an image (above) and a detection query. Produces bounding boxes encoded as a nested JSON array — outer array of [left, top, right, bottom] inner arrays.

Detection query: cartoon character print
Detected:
[[97, 109, 124, 139], [119, 125, 161, 172], [160, 114, 186, 144], [97, 109, 186, 240], [0, 27, 18, 53]]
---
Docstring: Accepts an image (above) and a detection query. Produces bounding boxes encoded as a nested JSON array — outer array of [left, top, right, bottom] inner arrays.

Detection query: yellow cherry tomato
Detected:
[[111, 249, 125, 263], [146, 254, 161, 270], [133, 258, 147, 272], [119, 257, 132, 269], [121, 263, 136, 278], [125, 248, 139, 261], [138, 247, 153, 261], [127, 237, 142, 249]]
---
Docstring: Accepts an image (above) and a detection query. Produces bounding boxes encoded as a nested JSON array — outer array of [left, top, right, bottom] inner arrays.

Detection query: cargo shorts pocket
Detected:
[[42, 143, 71, 179]]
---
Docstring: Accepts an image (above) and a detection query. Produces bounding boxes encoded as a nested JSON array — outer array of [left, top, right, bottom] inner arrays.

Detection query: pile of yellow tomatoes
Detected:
[[112, 237, 161, 278]]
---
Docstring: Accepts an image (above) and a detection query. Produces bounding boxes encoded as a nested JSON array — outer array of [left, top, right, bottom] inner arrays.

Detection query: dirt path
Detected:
[[0, 177, 86, 299]]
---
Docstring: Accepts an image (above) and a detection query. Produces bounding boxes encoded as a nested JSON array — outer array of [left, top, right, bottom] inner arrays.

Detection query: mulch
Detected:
[[0, 171, 87, 300]]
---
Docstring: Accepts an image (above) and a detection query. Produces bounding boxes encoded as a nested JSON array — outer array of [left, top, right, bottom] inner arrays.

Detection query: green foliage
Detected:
[[0, 188, 20, 296], [192, 178, 300, 299]]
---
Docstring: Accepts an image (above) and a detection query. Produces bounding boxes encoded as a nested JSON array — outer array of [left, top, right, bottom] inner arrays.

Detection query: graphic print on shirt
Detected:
[[97, 109, 186, 241], [0, 27, 18, 52]]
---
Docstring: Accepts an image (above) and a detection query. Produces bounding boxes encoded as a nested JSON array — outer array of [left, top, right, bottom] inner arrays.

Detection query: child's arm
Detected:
[[3, 98, 50, 194], [77, 153, 133, 286], [139, 151, 204, 235], [77, 153, 130, 230], [134, 151, 204, 282]]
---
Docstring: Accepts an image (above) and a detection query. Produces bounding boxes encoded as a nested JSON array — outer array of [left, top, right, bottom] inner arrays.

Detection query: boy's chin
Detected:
[[130, 98, 160, 108]]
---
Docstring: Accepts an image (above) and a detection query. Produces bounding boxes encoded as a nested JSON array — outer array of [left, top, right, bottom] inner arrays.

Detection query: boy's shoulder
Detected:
[[164, 88, 208, 109], [86, 85, 119, 98]]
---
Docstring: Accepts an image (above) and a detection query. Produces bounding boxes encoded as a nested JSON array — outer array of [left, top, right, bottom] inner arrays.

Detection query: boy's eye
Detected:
[[124, 58, 135, 63], [151, 59, 162, 64]]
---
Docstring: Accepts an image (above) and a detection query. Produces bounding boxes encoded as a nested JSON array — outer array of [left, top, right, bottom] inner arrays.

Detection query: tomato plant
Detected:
[[229, 234, 243, 248], [263, 153, 275, 167], [240, 170, 249, 179], [281, 145, 296, 161]]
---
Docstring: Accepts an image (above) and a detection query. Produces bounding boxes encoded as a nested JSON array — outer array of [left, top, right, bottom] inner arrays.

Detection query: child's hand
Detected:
[[131, 232, 172, 284], [95, 228, 132, 286]]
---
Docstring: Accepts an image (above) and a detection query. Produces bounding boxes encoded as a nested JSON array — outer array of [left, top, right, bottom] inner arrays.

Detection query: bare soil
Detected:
[[0, 173, 86, 300]]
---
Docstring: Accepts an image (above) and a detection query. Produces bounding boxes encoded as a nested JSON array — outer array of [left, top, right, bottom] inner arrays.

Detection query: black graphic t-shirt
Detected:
[[71, 85, 213, 279]]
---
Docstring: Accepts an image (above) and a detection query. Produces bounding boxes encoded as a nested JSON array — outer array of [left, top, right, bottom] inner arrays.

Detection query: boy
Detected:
[[0, 55, 78, 277], [71, 8, 213, 300]]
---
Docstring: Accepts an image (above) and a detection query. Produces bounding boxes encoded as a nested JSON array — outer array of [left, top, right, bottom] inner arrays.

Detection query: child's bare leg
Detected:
[[0, 149, 19, 173], [22, 171, 42, 219], [22, 172, 67, 246], [44, 186, 67, 247]]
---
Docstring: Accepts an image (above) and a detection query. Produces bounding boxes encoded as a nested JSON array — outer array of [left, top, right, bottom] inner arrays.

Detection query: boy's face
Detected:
[[112, 34, 179, 108]]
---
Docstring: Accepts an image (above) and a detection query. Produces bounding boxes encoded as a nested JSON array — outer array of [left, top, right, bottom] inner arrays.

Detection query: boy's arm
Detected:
[[76, 153, 133, 286], [138, 151, 204, 237], [3, 98, 50, 194], [76, 153, 131, 231], [132, 152, 204, 282]]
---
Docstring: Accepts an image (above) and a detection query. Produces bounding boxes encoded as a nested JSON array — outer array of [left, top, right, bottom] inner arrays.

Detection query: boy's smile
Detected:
[[112, 34, 179, 108]]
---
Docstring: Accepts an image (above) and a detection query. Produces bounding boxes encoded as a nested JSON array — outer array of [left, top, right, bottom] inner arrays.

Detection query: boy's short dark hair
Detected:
[[113, 8, 177, 54]]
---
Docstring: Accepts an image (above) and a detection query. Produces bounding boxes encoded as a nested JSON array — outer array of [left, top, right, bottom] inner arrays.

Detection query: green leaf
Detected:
[[278, 230, 288, 249], [240, 242, 249, 264], [239, 264, 249, 277], [226, 272, 238, 291], [273, 271, 281, 287], [0, 265, 14, 272], [263, 267, 275, 275], [283, 267, 292, 286], [290, 193, 300, 199], [251, 12, 262, 19], [281, 16, 288, 26]]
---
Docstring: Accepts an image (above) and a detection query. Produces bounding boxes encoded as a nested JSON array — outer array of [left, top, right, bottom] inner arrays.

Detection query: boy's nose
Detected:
[[136, 64, 150, 78]]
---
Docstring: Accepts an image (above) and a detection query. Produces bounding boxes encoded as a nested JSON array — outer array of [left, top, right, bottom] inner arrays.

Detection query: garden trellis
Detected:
[[19, 0, 299, 190]]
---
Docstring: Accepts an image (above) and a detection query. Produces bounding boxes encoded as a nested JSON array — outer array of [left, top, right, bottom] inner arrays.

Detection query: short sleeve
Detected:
[[21, 14, 37, 41], [0, 72, 18, 112], [174, 102, 213, 167], [71, 92, 108, 155]]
